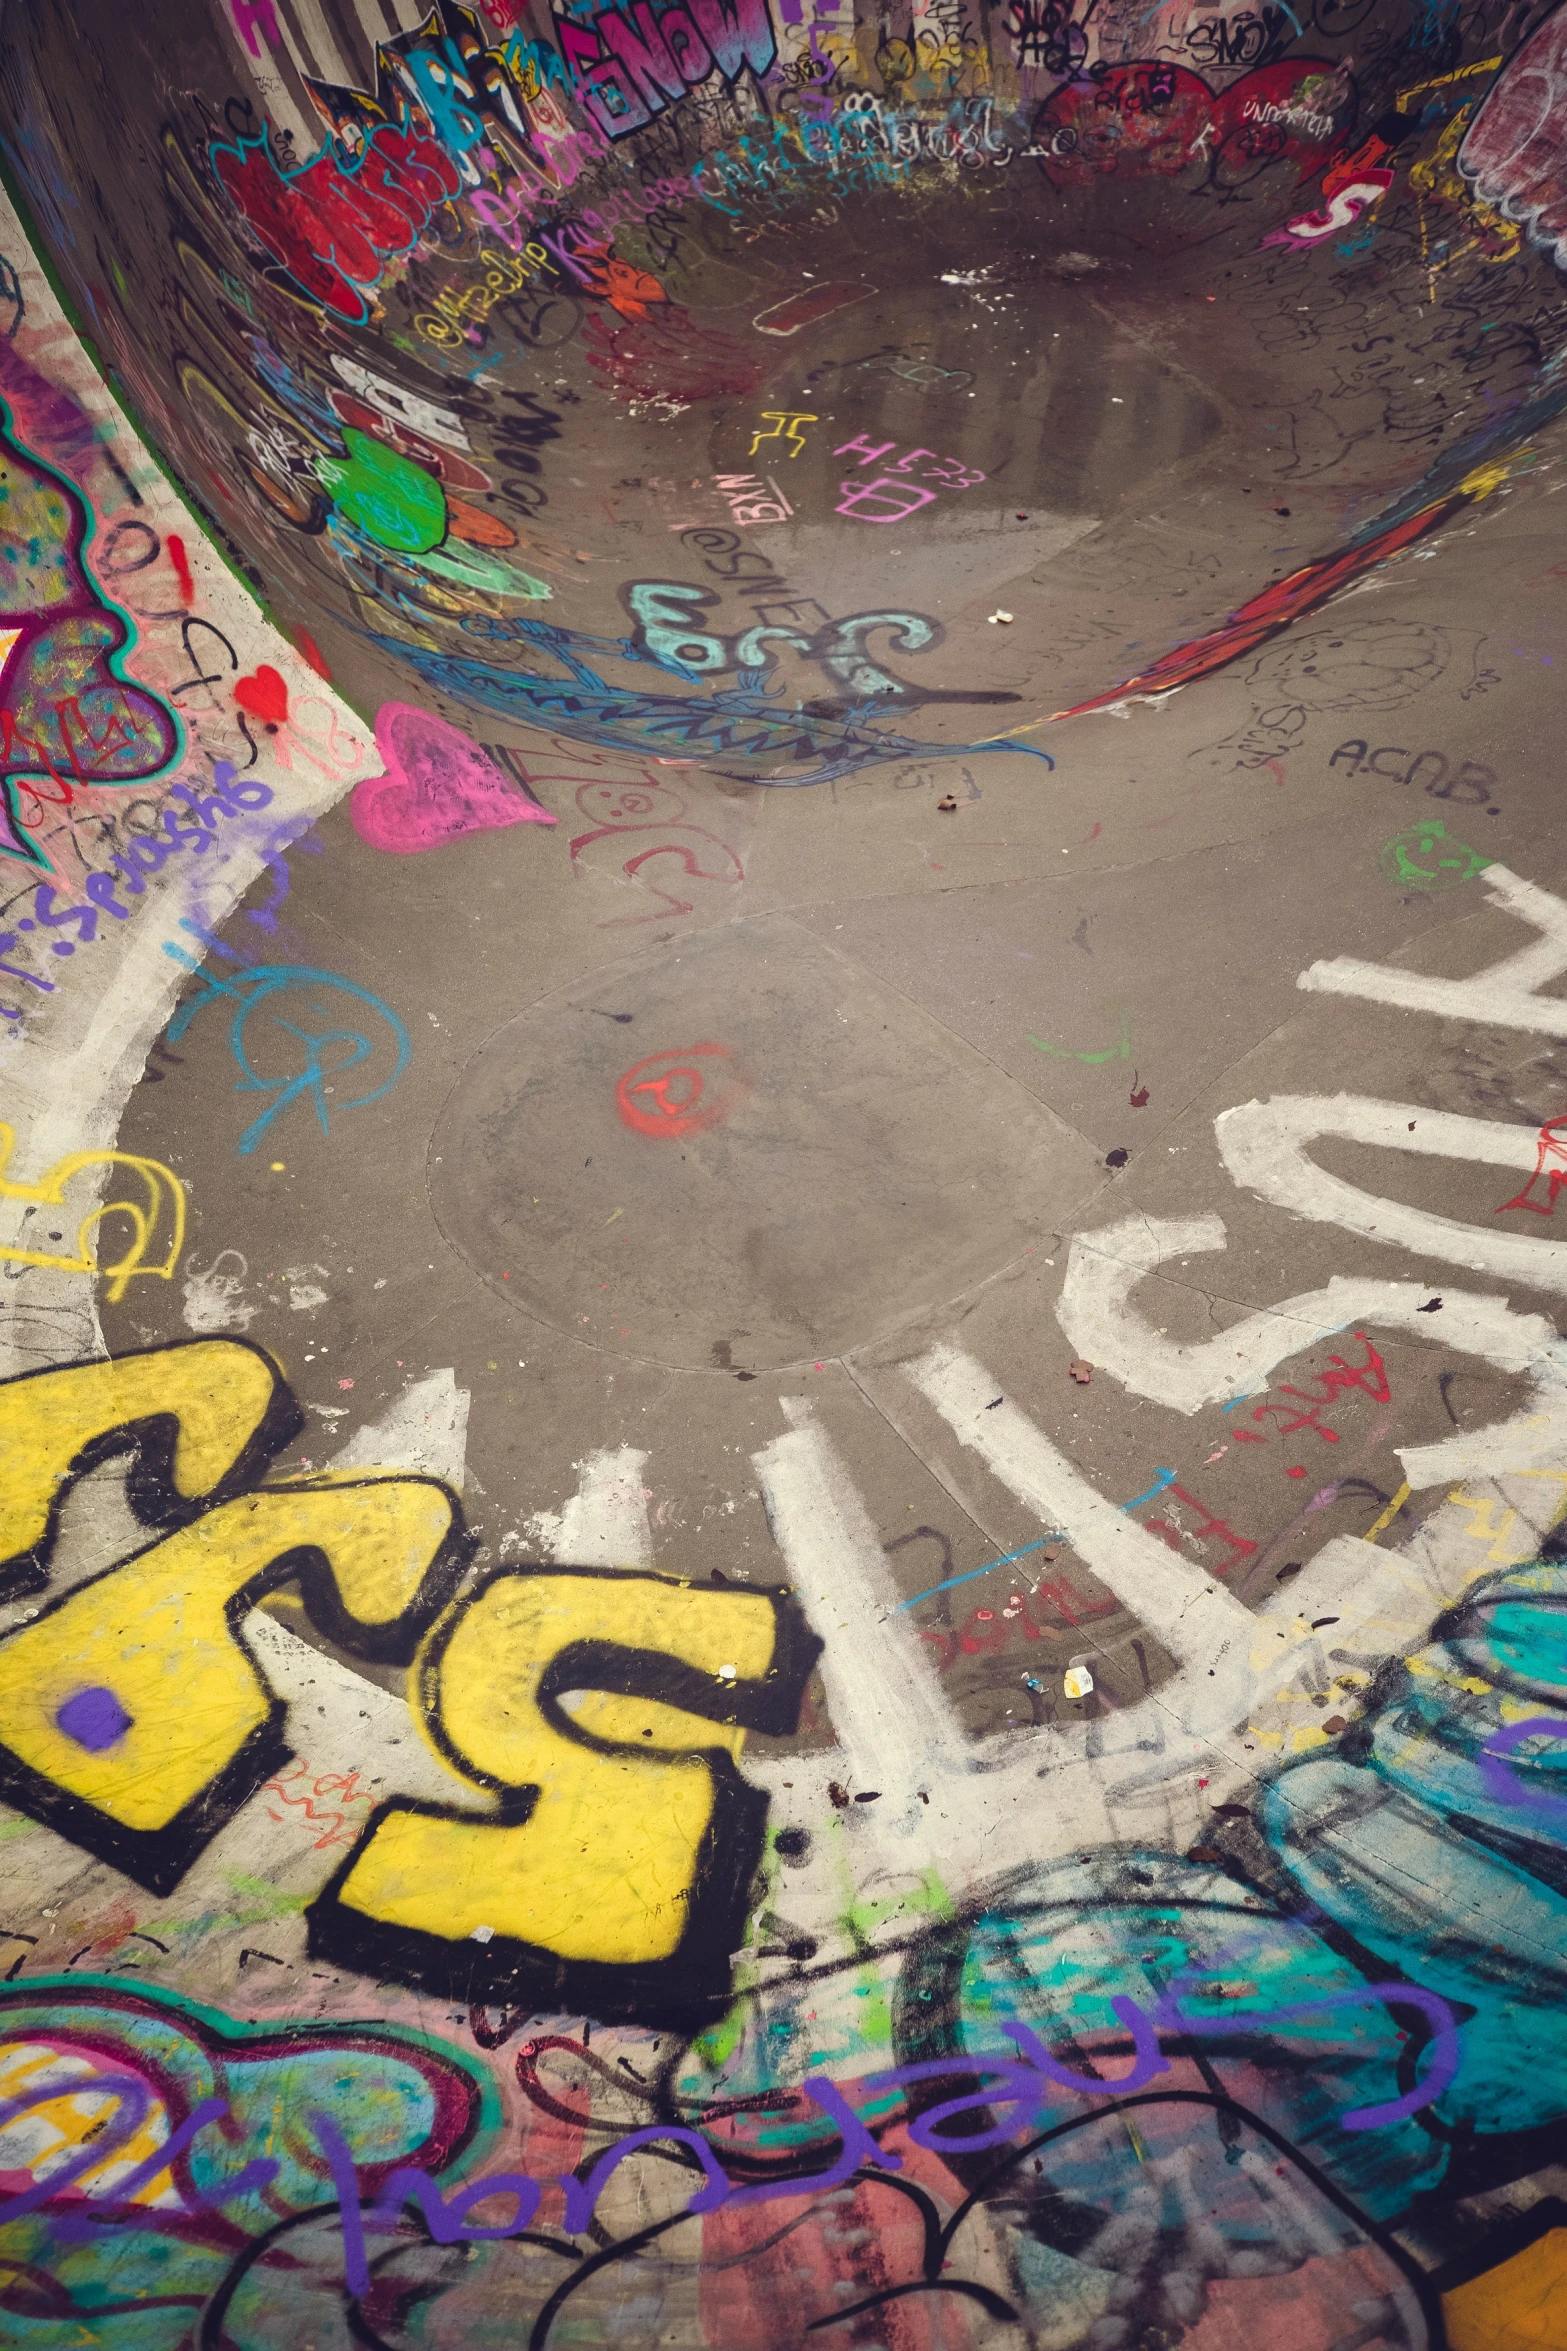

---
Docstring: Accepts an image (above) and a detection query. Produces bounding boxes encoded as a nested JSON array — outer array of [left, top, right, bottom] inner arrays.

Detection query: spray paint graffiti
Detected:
[[0, 399, 181, 871], [209, 123, 463, 325], [310, 1560, 820, 2027], [0, 1978, 494, 2339], [1459, 4, 1567, 267], [160, 945, 411, 1157], [558, 0, 779, 141], [348, 703, 557, 853], [10, 4, 1567, 2344], [0, 1127, 183, 1300], [368, 588, 1050, 788], [0, 1339, 819, 2025], [1033, 58, 1351, 191], [1054, 459, 1517, 716]]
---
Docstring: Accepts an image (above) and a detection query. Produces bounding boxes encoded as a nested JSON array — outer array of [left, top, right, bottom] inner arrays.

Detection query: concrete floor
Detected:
[[0, 0, 1566, 2343]]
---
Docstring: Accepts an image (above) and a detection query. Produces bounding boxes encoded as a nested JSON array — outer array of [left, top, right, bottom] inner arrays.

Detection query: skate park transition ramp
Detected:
[[7, 0, 1567, 2343]]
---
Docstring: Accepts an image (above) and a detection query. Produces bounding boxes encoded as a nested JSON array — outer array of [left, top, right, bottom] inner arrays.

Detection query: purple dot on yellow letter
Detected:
[[56, 1686, 132, 1752]]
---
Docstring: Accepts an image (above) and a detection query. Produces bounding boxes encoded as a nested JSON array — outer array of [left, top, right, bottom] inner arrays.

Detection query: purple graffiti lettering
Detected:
[[50, 2097, 282, 2241], [562, 0, 776, 140], [1003, 2006, 1173, 2097], [0, 2071, 152, 2224], [370, 2165, 543, 2241], [726, 2075, 903, 2204], [1480, 1715, 1567, 1833], [311, 2106, 372, 2299], [864, 2055, 1048, 2152], [1153, 1981, 1461, 2129], [562, 2125, 730, 2230]]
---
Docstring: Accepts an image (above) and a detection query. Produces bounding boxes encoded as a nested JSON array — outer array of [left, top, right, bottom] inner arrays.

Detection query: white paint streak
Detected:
[[753, 1400, 964, 1797], [1058, 1210, 1567, 1483], [329, 1370, 471, 1489], [528, 1445, 653, 1567], [898, 1341, 1468, 1779], [1299, 864, 1567, 1035], [1215, 1093, 1567, 1291], [908, 1341, 1256, 1688]]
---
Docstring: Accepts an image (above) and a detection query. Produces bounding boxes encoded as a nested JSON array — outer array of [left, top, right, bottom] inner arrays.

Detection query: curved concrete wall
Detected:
[[4, 0, 1565, 763], [0, 3, 1565, 2346]]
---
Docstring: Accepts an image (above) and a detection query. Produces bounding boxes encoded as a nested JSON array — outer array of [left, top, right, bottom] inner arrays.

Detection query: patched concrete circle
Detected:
[[430, 917, 1101, 1371]]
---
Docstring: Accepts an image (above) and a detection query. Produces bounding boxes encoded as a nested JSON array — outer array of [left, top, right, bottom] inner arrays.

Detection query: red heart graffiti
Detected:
[[350, 702, 556, 854], [234, 665, 290, 726]]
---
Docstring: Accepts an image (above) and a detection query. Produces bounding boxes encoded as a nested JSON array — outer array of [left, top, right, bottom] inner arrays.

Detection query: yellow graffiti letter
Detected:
[[309, 1566, 819, 2028], [0, 1339, 298, 1600], [0, 1476, 466, 1891]]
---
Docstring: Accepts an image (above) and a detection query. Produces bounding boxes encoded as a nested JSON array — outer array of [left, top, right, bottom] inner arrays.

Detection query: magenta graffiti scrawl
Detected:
[[0, 399, 181, 870]]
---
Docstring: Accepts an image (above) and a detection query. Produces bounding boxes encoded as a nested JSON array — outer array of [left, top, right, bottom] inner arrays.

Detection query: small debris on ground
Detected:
[[1418, 1296, 1443, 1312], [1069, 1360, 1093, 1384], [1063, 1663, 1095, 1699], [827, 1781, 850, 1808], [853, 1789, 881, 1803], [1130, 1074, 1150, 1107], [1321, 1714, 1349, 1734], [470, 1924, 494, 1943], [988, 609, 1014, 625], [1105, 1147, 1130, 1169], [985, 1393, 1004, 1409], [937, 793, 959, 811]]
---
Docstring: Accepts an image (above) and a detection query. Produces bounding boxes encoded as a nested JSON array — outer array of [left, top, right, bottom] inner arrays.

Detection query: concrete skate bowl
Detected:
[[11, 6, 1567, 2350], [2, 0, 1565, 1391], [5, 0, 1567, 792]]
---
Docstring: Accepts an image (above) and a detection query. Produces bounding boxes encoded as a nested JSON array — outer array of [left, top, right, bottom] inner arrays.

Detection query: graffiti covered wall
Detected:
[[4, 0, 1567, 2343]]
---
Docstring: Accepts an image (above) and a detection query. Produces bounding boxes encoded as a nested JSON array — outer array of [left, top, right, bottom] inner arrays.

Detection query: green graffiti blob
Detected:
[[1379, 815, 1493, 891], [316, 426, 446, 554]]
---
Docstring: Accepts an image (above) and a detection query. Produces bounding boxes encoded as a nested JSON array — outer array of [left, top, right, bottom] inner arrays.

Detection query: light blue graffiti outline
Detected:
[[369, 608, 1054, 788], [161, 929, 410, 1156]]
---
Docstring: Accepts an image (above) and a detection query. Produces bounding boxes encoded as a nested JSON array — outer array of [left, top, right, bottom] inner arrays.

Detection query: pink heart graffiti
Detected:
[[350, 703, 556, 854]]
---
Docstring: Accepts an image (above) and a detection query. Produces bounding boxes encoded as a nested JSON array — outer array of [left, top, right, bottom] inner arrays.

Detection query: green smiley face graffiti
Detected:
[[1378, 816, 1494, 891]]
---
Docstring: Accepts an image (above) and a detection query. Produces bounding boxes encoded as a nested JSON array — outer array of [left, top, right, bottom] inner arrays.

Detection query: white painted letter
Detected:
[[1058, 1211, 1567, 1483], [1299, 865, 1567, 1037], [1215, 1094, 1567, 1294]]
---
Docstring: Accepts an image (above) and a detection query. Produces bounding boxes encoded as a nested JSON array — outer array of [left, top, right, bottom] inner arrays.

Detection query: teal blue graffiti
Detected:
[[162, 926, 409, 1155]]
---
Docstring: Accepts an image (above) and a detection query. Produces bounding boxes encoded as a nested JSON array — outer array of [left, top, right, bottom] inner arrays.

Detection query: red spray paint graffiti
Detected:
[[616, 1042, 747, 1137]]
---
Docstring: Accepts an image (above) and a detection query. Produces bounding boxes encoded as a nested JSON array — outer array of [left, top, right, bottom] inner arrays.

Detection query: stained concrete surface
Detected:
[[1, 0, 1567, 2343]]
